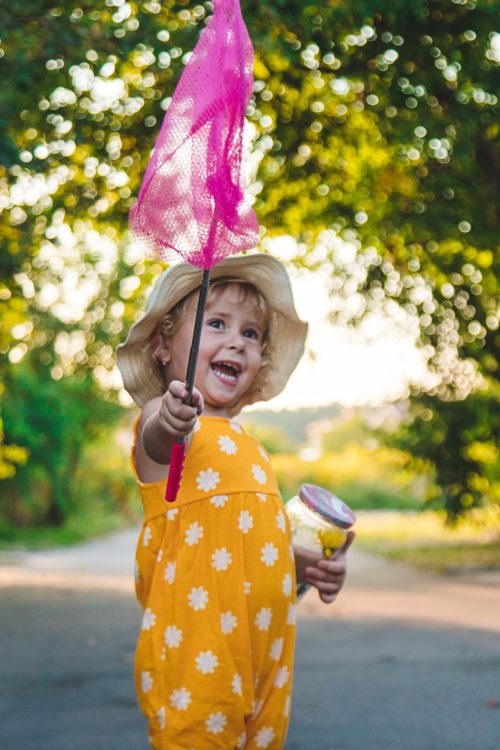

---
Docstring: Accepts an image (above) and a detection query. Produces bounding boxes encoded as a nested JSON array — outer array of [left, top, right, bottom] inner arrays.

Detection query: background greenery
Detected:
[[0, 1, 498, 541]]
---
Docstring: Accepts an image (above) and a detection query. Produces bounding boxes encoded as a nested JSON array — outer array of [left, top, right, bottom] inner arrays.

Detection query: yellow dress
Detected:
[[133, 416, 297, 750]]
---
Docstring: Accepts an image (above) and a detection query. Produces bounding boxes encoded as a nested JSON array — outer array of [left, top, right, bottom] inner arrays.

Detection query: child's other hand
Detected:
[[159, 380, 204, 438], [303, 531, 355, 604]]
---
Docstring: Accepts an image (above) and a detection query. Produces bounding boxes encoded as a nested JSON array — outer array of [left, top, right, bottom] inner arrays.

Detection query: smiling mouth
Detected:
[[211, 361, 242, 385]]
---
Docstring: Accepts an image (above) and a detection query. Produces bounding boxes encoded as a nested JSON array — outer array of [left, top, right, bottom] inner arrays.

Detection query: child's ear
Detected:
[[151, 331, 171, 367]]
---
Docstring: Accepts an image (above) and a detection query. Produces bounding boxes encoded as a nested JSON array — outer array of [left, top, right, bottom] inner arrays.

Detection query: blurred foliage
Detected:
[[244, 421, 300, 454], [390, 388, 500, 521], [0, 1, 498, 525], [0, 358, 124, 526], [273, 443, 427, 511], [355, 506, 500, 570], [321, 414, 379, 453]]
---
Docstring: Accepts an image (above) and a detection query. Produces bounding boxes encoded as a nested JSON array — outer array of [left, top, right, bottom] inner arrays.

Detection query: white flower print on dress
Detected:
[[255, 727, 275, 747], [238, 510, 254, 534], [196, 468, 220, 492], [141, 671, 153, 693], [169, 687, 191, 711], [134, 561, 140, 583], [210, 494, 229, 508], [218, 435, 237, 455], [232, 673, 242, 695], [142, 526, 152, 546], [212, 547, 232, 571], [258, 445, 270, 463], [166, 507, 178, 520], [229, 419, 243, 434], [164, 561, 176, 584], [244, 580, 251, 595], [282, 573, 292, 597], [252, 698, 264, 718], [276, 510, 286, 532], [284, 696, 291, 717], [255, 607, 272, 631], [220, 611, 238, 634], [185, 521, 204, 546], [193, 417, 202, 433], [274, 666, 290, 688], [237, 732, 247, 749], [251, 464, 267, 485], [156, 706, 166, 730], [287, 602, 297, 625], [257, 493, 267, 502], [270, 638, 284, 661], [156, 549, 163, 563], [206, 711, 227, 734], [164, 625, 183, 649], [188, 586, 209, 611], [141, 608, 156, 630], [261, 542, 279, 567], [195, 650, 219, 674]]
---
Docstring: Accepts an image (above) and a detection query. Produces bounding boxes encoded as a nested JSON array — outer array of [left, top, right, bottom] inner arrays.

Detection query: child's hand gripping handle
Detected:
[[165, 437, 186, 502], [163, 268, 210, 504]]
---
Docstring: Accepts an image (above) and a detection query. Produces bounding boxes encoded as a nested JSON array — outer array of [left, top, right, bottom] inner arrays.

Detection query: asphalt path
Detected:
[[1, 527, 499, 750]]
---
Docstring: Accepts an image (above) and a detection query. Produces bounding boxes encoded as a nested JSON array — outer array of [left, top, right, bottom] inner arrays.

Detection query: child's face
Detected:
[[163, 283, 265, 417]]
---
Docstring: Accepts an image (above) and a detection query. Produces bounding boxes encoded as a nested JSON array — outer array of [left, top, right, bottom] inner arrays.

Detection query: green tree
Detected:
[[392, 391, 499, 520], [1, 359, 121, 526], [1, 1, 498, 521]]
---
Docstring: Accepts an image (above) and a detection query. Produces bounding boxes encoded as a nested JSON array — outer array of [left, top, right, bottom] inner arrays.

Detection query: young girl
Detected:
[[117, 253, 353, 750]]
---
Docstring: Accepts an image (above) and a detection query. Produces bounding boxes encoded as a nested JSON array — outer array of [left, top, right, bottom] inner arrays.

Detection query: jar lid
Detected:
[[298, 484, 356, 529]]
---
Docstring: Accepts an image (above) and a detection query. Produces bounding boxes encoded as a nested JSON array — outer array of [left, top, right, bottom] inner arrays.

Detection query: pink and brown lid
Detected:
[[299, 484, 356, 529]]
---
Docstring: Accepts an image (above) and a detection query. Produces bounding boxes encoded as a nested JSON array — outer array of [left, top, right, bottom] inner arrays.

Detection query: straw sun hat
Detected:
[[116, 253, 308, 415]]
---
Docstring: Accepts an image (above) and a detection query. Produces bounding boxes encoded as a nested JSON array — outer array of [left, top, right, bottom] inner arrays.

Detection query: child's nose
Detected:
[[227, 330, 246, 350]]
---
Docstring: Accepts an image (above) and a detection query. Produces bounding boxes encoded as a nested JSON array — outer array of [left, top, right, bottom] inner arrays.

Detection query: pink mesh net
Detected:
[[130, 0, 258, 268]]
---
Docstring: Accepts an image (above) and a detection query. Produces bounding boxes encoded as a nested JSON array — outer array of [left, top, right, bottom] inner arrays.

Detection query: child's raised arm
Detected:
[[135, 382, 203, 480]]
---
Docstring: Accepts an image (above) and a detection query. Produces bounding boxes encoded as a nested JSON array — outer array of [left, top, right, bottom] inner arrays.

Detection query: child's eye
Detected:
[[243, 328, 260, 340], [208, 318, 225, 330]]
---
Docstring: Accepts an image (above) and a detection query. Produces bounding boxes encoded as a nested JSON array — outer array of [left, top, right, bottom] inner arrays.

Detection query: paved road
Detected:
[[1, 528, 499, 750]]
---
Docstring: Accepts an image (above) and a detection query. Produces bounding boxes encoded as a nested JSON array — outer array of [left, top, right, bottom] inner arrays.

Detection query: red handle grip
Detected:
[[165, 438, 187, 503]]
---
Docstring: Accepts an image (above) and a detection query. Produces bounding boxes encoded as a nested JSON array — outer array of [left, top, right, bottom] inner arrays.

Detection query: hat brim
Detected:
[[116, 253, 308, 415]]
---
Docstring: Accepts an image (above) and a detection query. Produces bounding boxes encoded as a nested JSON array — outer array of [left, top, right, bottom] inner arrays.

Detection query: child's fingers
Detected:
[[170, 400, 198, 421], [167, 381, 203, 416], [306, 570, 343, 588], [305, 563, 345, 584], [168, 379, 189, 401], [190, 387, 204, 415], [166, 395, 198, 422], [303, 531, 354, 605], [333, 530, 355, 559], [307, 577, 343, 596], [166, 413, 197, 436], [319, 591, 339, 604], [160, 387, 199, 437], [165, 383, 197, 416], [307, 575, 344, 591]]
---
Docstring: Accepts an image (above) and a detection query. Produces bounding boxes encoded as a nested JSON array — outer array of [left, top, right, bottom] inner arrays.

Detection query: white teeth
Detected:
[[212, 366, 237, 383], [214, 370, 236, 382]]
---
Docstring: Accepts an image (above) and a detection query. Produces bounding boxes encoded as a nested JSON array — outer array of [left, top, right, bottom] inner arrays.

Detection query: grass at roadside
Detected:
[[368, 542, 500, 572], [0, 505, 140, 550], [354, 509, 500, 573]]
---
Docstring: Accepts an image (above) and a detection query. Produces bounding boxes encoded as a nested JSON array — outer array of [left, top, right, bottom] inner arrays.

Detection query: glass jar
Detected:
[[286, 483, 355, 599]]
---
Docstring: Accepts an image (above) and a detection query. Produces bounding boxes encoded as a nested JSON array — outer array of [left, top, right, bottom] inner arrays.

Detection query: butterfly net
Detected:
[[130, 0, 258, 268]]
